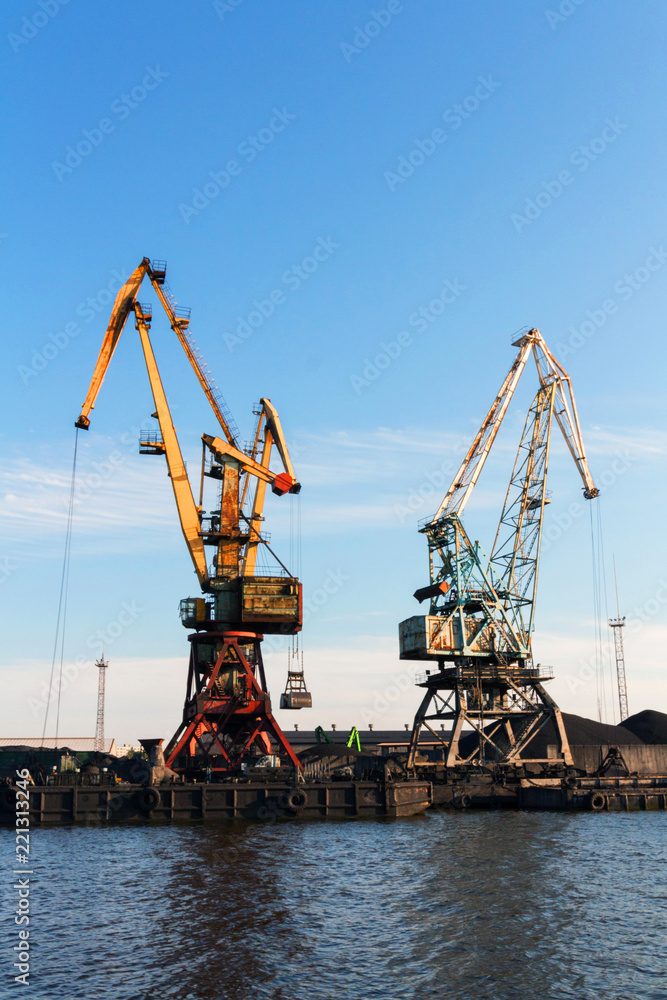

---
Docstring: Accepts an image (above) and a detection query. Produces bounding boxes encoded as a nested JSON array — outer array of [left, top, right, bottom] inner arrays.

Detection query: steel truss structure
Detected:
[[94, 657, 109, 754], [400, 329, 598, 769], [166, 631, 301, 774], [76, 258, 310, 776], [609, 616, 629, 722]]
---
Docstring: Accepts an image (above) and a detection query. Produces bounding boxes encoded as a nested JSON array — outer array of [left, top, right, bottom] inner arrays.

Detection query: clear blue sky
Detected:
[[2, 0, 666, 743]]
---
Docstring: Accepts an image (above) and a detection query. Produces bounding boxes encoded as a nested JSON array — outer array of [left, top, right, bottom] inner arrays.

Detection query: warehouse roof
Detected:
[[286, 729, 448, 747]]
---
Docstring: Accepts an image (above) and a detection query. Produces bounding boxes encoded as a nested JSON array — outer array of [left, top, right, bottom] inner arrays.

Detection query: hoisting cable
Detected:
[[41, 428, 79, 748], [288, 492, 295, 676], [589, 499, 610, 724], [298, 492, 304, 677], [286, 490, 305, 692], [240, 512, 294, 577], [596, 501, 618, 722], [589, 503, 601, 721]]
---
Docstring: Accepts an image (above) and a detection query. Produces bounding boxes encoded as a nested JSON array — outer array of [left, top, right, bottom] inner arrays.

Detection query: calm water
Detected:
[[1, 811, 666, 1000]]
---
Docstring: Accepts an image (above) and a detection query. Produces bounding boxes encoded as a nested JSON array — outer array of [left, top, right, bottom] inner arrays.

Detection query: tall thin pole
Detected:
[[609, 560, 629, 722], [94, 656, 109, 752]]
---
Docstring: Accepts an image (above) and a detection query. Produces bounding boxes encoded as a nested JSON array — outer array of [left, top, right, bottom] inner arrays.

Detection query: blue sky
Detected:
[[2, 0, 666, 743]]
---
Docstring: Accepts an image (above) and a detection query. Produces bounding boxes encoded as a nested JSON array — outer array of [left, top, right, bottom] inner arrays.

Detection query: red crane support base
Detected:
[[165, 630, 301, 775]]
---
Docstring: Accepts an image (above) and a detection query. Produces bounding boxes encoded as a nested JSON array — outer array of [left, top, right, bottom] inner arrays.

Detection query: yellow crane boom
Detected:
[[74, 256, 301, 611], [75, 262, 147, 429], [133, 303, 209, 589], [76, 258, 239, 445]]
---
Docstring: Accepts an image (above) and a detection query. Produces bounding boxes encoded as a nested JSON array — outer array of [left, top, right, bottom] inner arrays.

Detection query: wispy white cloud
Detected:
[[0, 443, 178, 553], [3, 421, 662, 552], [585, 426, 667, 456], [535, 622, 667, 724], [4, 656, 187, 745]]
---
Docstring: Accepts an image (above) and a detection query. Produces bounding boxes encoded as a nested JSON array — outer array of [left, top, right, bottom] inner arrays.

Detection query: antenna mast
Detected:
[[94, 656, 109, 752], [609, 562, 629, 722]]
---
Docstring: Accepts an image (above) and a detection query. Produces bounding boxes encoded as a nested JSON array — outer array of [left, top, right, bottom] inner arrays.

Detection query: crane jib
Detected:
[[73, 256, 311, 776], [399, 327, 598, 770]]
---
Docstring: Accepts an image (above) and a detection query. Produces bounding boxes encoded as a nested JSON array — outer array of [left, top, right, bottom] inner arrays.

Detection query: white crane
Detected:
[[400, 328, 598, 768]]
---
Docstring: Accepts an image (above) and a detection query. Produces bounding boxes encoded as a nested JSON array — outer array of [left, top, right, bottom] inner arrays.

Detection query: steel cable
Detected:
[[41, 429, 79, 748]]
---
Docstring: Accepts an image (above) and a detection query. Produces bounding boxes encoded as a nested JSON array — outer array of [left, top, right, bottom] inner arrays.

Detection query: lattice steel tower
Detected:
[[609, 617, 629, 722], [94, 656, 109, 753], [400, 329, 599, 769]]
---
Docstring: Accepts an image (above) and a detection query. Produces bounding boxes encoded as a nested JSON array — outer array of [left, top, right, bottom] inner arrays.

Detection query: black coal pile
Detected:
[[620, 709, 667, 744], [559, 712, 644, 749], [458, 711, 644, 760]]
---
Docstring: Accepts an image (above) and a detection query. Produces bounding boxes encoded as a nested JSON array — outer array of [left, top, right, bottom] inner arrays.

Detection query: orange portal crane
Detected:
[[76, 258, 310, 776]]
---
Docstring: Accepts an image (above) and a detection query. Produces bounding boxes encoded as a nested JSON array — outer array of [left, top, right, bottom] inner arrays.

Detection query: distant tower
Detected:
[[609, 563, 629, 722], [609, 617, 629, 722], [94, 656, 109, 752]]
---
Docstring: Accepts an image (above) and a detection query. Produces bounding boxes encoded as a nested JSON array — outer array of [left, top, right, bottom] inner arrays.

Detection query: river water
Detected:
[[1, 811, 665, 999]]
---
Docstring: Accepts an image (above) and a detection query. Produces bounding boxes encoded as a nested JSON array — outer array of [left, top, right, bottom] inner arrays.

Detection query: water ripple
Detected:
[[1, 812, 665, 999]]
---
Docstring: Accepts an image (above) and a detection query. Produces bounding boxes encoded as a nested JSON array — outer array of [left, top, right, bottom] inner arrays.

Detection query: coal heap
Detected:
[[620, 710, 667, 745], [458, 711, 644, 760], [558, 712, 644, 749]]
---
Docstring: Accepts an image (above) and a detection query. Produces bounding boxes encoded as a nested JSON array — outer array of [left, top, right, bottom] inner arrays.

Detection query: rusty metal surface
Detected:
[[519, 775, 667, 811], [0, 780, 431, 825]]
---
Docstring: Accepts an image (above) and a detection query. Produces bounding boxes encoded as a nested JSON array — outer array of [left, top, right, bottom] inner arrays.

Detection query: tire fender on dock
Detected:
[[0, 786, 16, 811], [286, 790, 307, 813], [137, 787, 161, 813]]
